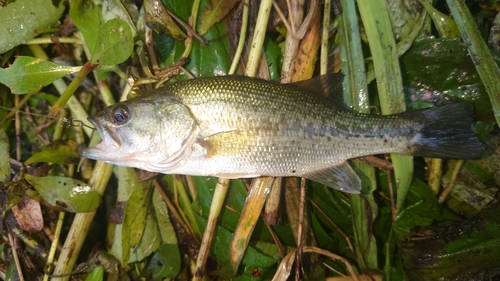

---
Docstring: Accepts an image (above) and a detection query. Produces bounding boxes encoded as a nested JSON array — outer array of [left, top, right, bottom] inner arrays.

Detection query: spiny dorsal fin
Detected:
[[288, 74, 349, 109], [289, 74, 342, 97], [303, 161, 361, 193]]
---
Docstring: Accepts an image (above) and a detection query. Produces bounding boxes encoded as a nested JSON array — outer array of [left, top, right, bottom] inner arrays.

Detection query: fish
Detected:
[[82, 74, 484, 193]]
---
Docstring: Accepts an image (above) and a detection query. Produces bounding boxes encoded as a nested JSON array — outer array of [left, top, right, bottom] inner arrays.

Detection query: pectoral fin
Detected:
[[198, 130, 258, 158], [304, 162, 361, 193]]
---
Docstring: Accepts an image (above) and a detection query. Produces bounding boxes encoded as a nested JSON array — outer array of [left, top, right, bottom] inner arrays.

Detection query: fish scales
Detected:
[[82, 74, 484, 193], [163, 76, 415, 167]]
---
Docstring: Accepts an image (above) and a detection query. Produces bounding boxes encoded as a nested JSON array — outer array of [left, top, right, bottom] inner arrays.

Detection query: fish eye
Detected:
[[111, 105, 129, 125]]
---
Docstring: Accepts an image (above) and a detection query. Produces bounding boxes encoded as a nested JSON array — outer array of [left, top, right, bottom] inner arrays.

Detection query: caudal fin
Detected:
[[408, 103, 484, 159]]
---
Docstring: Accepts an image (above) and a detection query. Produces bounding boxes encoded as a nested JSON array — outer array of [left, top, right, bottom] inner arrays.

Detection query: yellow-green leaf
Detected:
[[24, 174, 101, 212], [0, 56, 81, 94], [198, 0, 239, 35], [25, 140, 80, 165]]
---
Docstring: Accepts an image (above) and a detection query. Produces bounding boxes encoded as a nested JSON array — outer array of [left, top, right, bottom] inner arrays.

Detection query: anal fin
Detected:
[[304, 162, 361, 193]]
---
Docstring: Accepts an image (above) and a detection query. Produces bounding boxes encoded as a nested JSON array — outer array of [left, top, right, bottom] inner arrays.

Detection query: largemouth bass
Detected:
[[82, 74, 483, 193]]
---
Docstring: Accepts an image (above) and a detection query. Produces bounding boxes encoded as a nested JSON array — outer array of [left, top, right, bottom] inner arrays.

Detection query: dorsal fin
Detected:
[[287, 74, 349, 109]]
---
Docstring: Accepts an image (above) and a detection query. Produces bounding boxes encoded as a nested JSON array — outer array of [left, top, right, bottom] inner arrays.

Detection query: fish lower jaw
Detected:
[[81, 142, 120, 160]]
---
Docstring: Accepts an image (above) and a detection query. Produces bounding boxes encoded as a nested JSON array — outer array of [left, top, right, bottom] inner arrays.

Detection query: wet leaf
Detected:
[[144, 0, 186, 40], [152, 187, 178, 244], [420, 1, 461, 39], [84, 265, 104, 281], [401, 38, 493, 122], [444, 159, 498, 216], [0, 0, 65, 53], [0, 129, 10, 182], [25, 139, 80, 165], [264, 39, 283, 82], [198, 0, 239, 35], [121, 179, 153, 264], [401, 202, 500, 280], [96, 252, 131, 281], [157, 4, 231, 77], [24, 174, 101, 213], [69, 0, 104, 51], [393, 180, 447, 240], [385, 0, 423, 40], [91, 18, 134, 65], [392, 179, 463, 242], [102, 0, 139, 37], [490, 12, 500, 52], [195, 214, 278, 279], [191, 176, 247, 231], [128, 207, 161, 263], [0, 56, 81, 94], [148, 244, 181, 279], [310, 182, 352, 234], [6, 182, 27, 212]]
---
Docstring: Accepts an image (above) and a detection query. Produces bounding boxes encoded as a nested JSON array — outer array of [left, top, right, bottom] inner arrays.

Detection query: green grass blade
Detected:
[[338, 0, 379, 270], [446, 0, 500, 127], [356, 0, 413, 216]]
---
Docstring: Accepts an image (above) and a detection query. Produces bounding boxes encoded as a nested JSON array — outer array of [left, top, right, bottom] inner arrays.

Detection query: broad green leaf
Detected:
[[443, 159, 497, 216], [84, 265, 104, 281], [152, 188, 178, 244], [25, 139, 80, 165], [392, 179, 460, 240], [420, 1, 460, 38], [69, 0, 104, 52], [0, 129, 10, 182], [6, 182, 26, 212], [0, 56, 81, 94], [309, 182, 352, 234], [91, 18, 134, 65], [401, 38, 492, 122], [144, 0, 186, 40], [157, 0, 231, 78], [114, 166, 142, 201], [195, 214, 277, 279], [5, 263, 17, 281], [264, 39, 283, 81], [102, 0, 139, 37], [161, 174, 202, 236], [191, 176, 247, 231], [121, 179, 153, 264], [401, 202, 500, 280], [0, 0, 65, 53], [148, 244, 181, 279], [24, 174, 101, 212], [144, 190, 180, 281], [310, 213, 340, 252], [96, 252, 131, 281], [128, 208, 161, 263], [198, 0, 239, 35]]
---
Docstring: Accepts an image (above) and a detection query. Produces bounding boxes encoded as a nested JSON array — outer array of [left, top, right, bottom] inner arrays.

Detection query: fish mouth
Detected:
[[81, 116, 121, 160]]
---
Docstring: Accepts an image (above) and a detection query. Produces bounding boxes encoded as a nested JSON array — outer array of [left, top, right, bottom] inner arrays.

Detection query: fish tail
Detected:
[[406, 103, 484, 159]]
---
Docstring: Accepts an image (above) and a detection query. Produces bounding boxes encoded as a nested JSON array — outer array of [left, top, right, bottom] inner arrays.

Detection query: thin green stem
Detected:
[[356, 0, 413, 215], [50, 61, 97, 117], [24, 37, 82, 45], [181, 0, 201, 59], [245, 0, 273, 77], [193, 178, 230, 280], [320, 0, 330, 75], [228, 0, 250, 75]]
